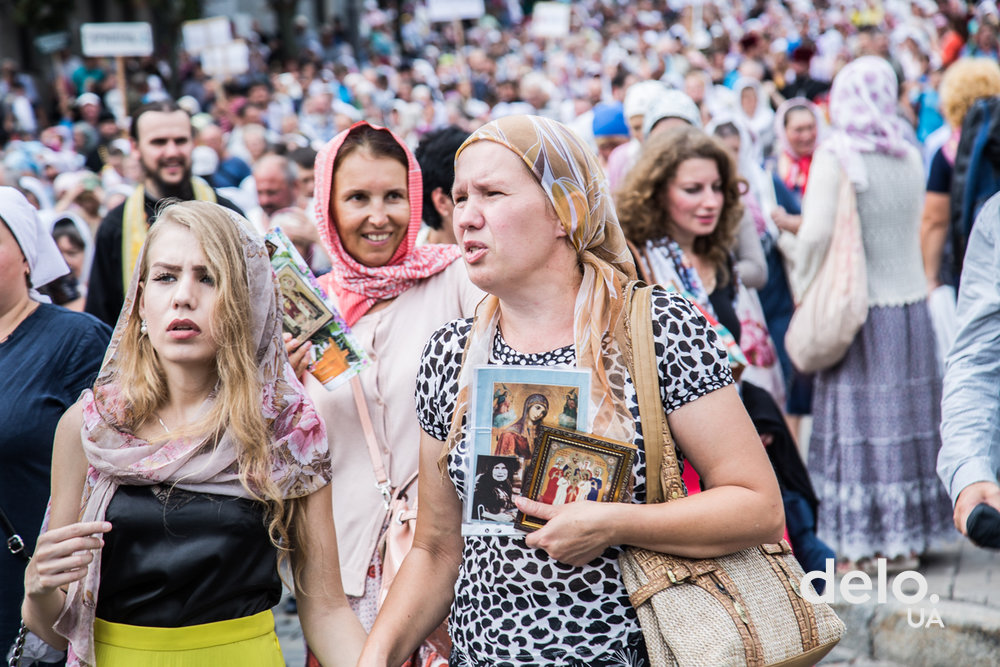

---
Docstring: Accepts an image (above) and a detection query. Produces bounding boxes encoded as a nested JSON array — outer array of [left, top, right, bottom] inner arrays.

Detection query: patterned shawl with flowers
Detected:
[[444, 115, 639, 463], [313, 121, 461, 326], [825, 56, 911, 191], [54, 206, 331, 667]]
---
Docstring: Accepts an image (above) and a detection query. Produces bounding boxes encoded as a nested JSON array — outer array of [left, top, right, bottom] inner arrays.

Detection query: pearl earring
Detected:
[[140, 320, 148, 335]]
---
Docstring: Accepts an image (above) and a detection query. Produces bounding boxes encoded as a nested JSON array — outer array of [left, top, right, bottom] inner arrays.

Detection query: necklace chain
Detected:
[[156, 415, 171, 434]]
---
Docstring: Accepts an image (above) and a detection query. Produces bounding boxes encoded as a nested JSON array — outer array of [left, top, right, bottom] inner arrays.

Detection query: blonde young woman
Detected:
[[358, 115, 782, 666], [22, 201, 364, 666]]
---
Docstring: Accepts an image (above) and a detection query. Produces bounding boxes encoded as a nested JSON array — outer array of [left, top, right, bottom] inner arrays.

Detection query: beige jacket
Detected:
[[306, 260, 483, 596]]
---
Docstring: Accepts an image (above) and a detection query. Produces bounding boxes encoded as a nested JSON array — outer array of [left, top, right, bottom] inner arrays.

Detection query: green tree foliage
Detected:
[[9, 0, 75, 33]]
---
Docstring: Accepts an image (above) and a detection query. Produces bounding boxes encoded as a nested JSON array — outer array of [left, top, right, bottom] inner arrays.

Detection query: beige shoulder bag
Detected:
[[617, 283, 845, 667], [784, 171, 868, 373]]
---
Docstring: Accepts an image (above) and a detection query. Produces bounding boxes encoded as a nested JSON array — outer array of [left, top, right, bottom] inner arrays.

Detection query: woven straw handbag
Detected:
[[617, 283, 845, 667]]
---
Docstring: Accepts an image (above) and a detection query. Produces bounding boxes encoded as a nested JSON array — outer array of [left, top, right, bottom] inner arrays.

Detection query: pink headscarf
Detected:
[[313, 121, 461, 325]]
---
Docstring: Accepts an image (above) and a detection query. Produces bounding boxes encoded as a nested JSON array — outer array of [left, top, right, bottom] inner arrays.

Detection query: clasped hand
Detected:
[[283, 332, 312, 379], [514, 497, 614, 567]]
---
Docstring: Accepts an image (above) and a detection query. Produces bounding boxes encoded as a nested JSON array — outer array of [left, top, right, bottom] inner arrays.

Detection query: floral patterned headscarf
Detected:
[[55, 203, 330, 667], [825, 56, 911, 190], [444, 115, 637, 463]]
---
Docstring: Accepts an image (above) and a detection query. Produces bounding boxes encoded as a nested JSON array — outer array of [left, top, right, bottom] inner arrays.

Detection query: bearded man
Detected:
[[85, 102, 243, 325]]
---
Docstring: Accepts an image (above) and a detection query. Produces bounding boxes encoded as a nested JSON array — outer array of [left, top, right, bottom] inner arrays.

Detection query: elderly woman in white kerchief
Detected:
[[605, 80, 668, 189]]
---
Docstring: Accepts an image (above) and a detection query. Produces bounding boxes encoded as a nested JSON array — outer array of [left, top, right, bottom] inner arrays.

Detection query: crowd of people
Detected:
[[3, 0, 1000, 665]]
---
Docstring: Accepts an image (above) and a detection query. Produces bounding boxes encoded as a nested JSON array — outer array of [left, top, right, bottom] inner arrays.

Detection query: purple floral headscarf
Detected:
[[825, 56, 910, 189]]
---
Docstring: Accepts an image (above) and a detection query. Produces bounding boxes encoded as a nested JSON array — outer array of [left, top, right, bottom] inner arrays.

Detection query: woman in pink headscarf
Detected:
[[299, 121, 482, 664]]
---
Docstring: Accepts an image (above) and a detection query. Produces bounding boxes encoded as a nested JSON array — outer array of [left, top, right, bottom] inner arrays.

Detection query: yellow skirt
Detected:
[[93, 610, 284, 666]]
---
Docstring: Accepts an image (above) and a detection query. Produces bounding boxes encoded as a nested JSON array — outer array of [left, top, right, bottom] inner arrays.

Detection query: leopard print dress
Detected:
[[415, 289, 732, 666]]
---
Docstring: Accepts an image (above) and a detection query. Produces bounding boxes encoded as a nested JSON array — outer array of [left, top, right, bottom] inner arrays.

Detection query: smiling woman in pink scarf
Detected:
[[299, 121, 481, 665], [21, 201, 364, 666]]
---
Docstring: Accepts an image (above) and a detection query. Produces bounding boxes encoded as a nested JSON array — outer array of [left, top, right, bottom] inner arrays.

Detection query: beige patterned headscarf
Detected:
[[443, 115, 638, 464]]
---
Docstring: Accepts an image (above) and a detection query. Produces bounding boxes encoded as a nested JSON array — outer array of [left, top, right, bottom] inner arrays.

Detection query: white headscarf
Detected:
[[641, 89, 703, 138], [706, 113, 779, 238], [44, 211, 95, 286], [0, 186, 69, 302], [731, 76, 775, 159], [623, 80, 669, 119], [17, 175, 55, 211]]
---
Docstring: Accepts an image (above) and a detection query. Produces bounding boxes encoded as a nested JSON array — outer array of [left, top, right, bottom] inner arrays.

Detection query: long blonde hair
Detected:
[[114, 201, 299, 563]]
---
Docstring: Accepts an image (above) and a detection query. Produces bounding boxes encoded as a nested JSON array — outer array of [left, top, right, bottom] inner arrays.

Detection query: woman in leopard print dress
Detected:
[[358, 115, 784, 667]]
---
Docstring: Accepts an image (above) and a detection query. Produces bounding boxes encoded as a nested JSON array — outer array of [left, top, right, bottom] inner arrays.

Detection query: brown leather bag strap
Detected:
[[623, 281, 686, 505], [625, 239, 653, 283]]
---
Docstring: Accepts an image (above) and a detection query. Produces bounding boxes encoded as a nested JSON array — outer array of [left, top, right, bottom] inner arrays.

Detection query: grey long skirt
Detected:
[[807, 302, 955, 562]]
